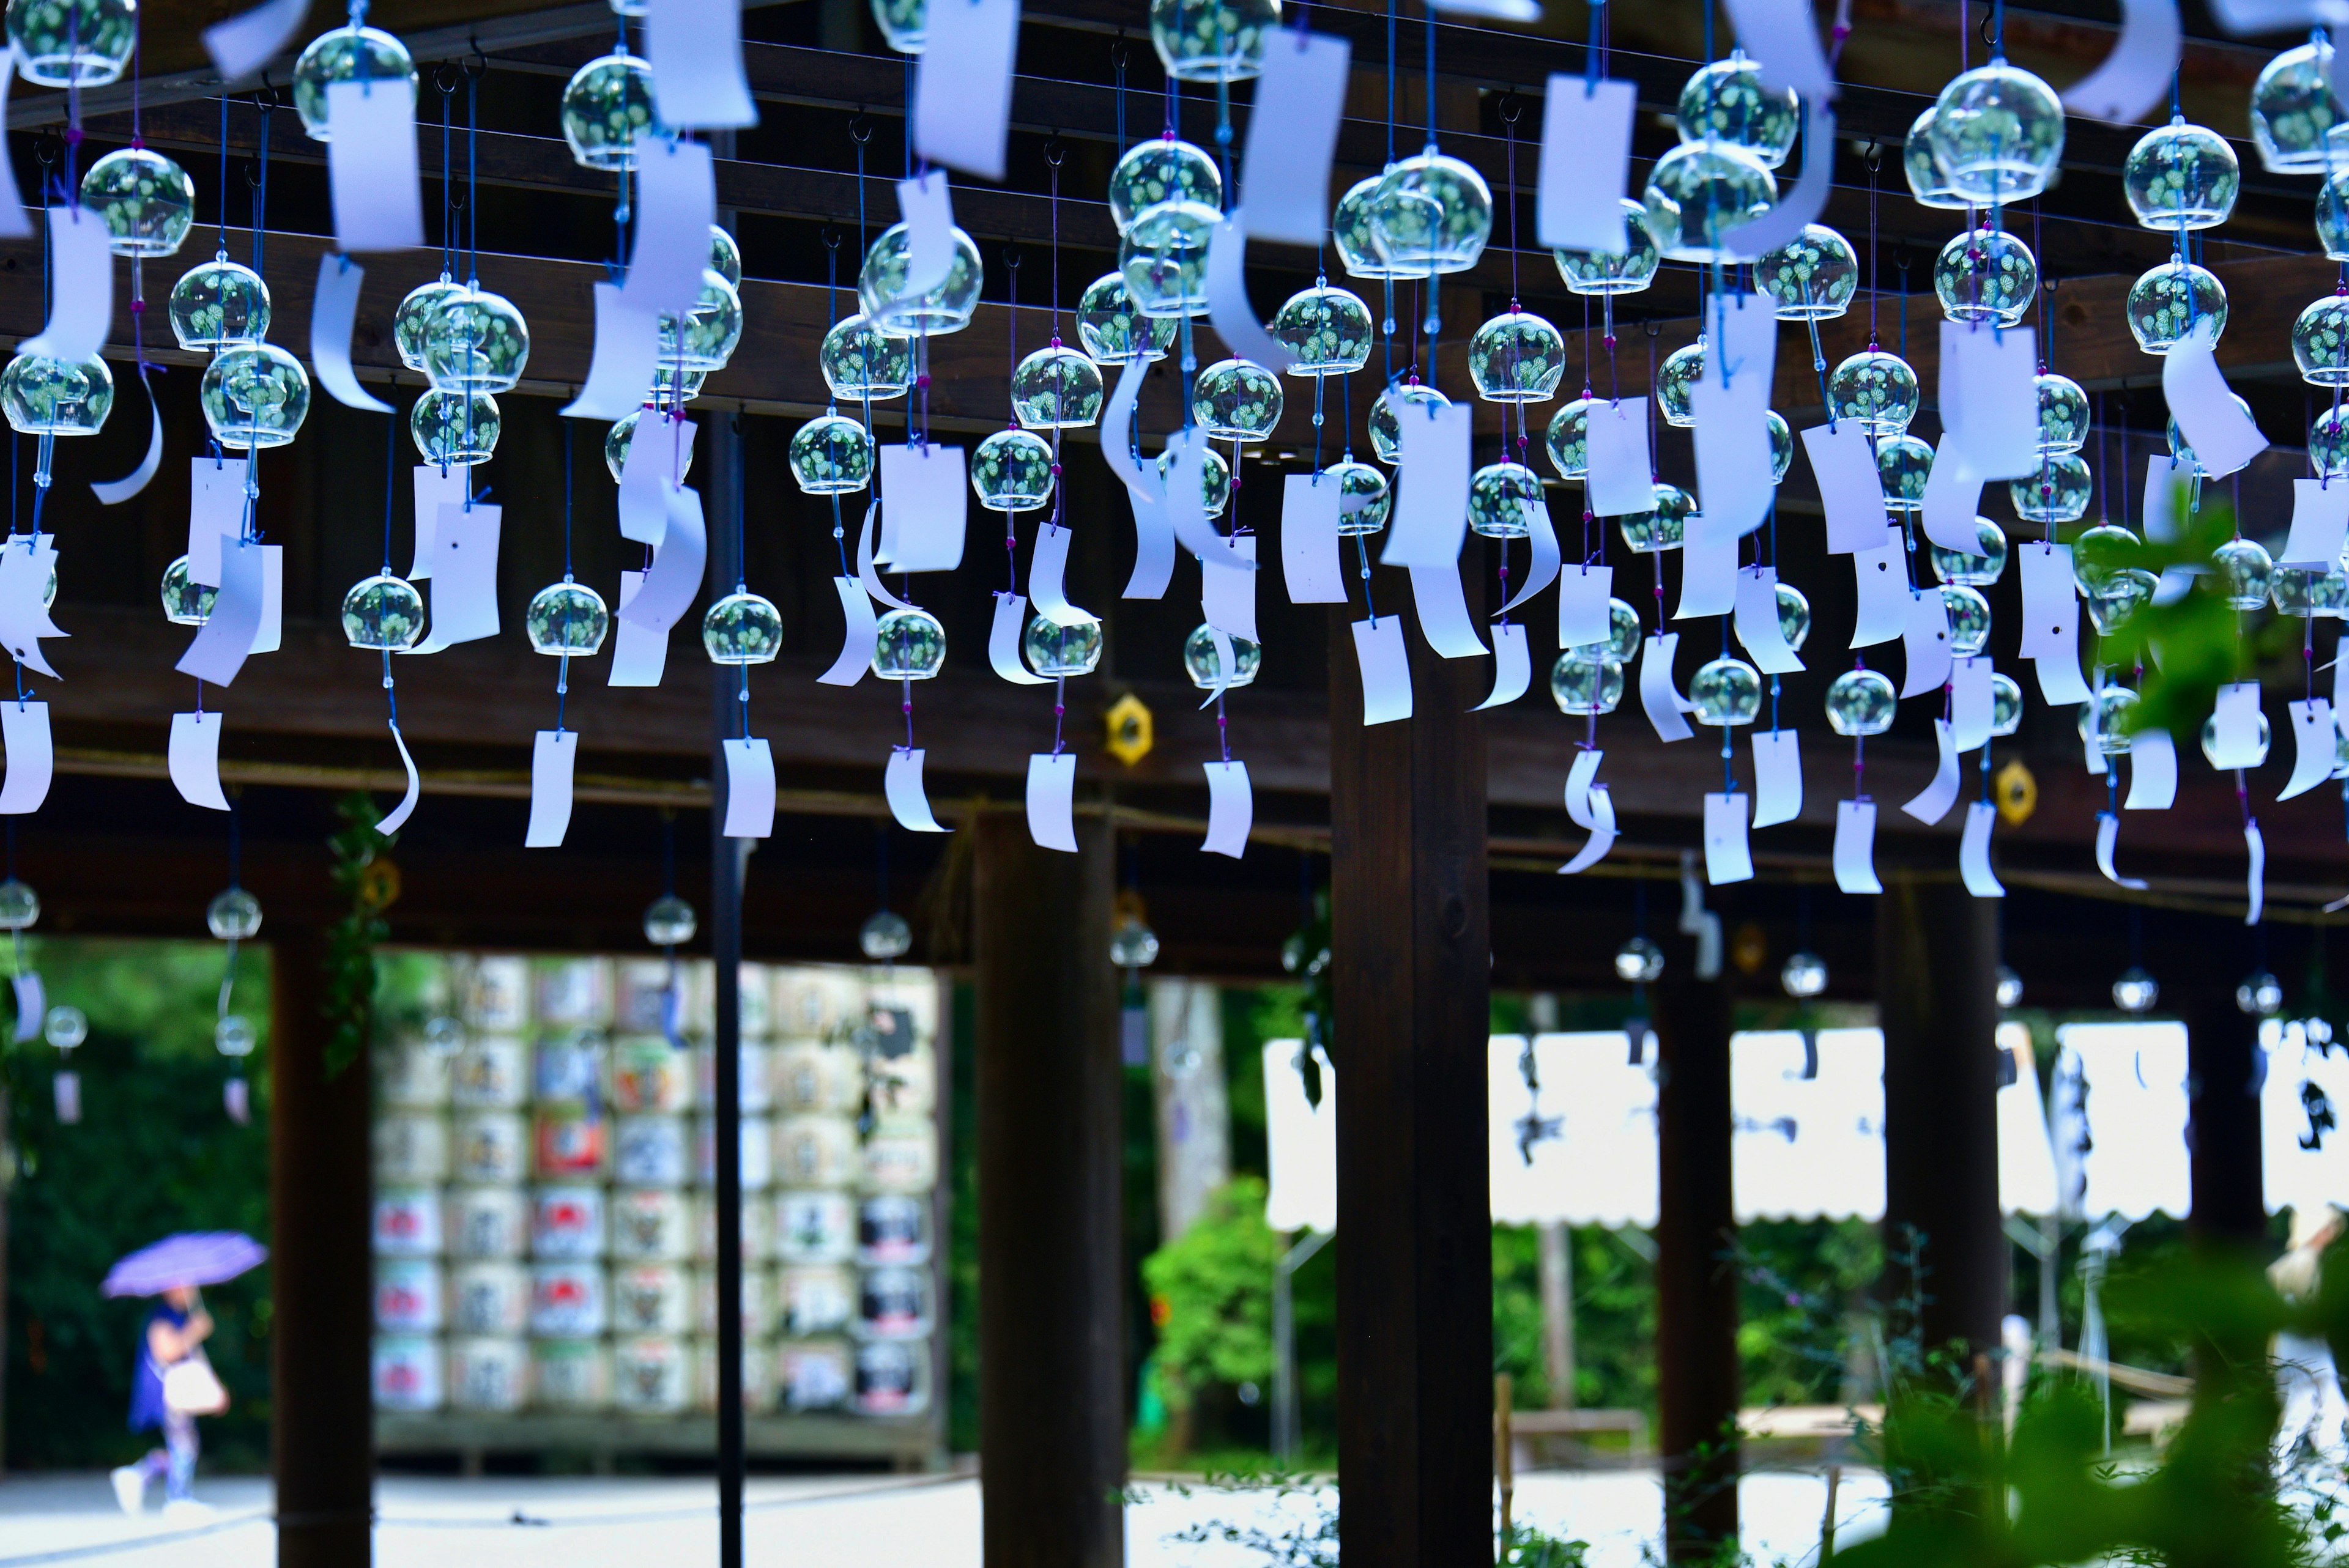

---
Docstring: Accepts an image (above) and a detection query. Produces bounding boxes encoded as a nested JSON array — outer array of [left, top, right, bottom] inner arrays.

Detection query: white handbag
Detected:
[[161, 1353, 228, 1415]]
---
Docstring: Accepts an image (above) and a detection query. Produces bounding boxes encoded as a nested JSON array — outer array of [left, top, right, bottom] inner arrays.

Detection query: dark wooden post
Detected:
[[271, 926, 372, 1568], [973, 810, 1124, 1568], [1653, 967, 1739, 1564], [2184, 989, 2266, 1254], [707, 405, 747, 1568], [1877, 876, 2005, 1366], [1327, 590, 1493, 1568]]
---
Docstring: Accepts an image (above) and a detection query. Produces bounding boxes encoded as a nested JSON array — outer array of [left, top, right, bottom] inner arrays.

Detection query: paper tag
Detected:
[[1201, 534, 1259, 643], [645, 0, 757, 129], [1206, 215, 1294, 375], [1559, 566, 1614, 649], [1407, 563, 1487, 659], [92, 388, 163, 505], [1565, 749, 1603, 827], [911, 0, 1020, 181], [0, 700, 52, 815], [1833, 800, 1882, 895], [202, 0, 310, 80], [2037, 646, 2093, 706], [2096, 811, 2148, 890], [1752, 729, 1803, 827], [1722, 0, 1833, 96], [896, 170, 957, 301], [1675, 534, 1739, 620], [2017, 542, 2079, 659], [168, 711, 231, 811], [1382, 401, 1472, 568], [1559, 785, 1617, 875], [527, 730, 578, 848], [250, 542, 282, 655], [1240, 32, 1351, 246], [1703, 792, 1754, 885], [325, 80, 425, 251], [1960, 801, 2006, 898], [1025, 752, 1078, 852], [1537, 76, 1638, 253], [1902, 717, 1962, 824], [188, 457, 250, 587], [2282, 698, 2337, 801], [1850, 527, 1908, 648], [1282, 472, 1347, 604], [410, 503, 501, 649], [1919, 442, 1986, 555], [1029, 520, 1094, 629], [376, 721, 421, 834], [1584, 398, 1654, 519], [2126, 728, 2177, 809], [410, 462, 469, 576], [885, 748, 951, 833], [1950, 656, 1994, 752], [722, 737, 776, 839], [2208, 682, 2266, 769], [1353, 615, 1412, 725], [1900, 588, 1954, 698], [2283, 478, 2349, 568], [876, 442, 968, 575], [2246, 821, 2266, 926], [1202, 760, 1253, 859], [1719, 101, 1834, 256], [1940, 321, 2038, 480], [1803, 421, 1893, 553]]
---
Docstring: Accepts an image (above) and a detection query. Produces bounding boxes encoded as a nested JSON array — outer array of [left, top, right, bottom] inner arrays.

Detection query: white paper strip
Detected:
[[324, 81, 425, 253], [1584, 398, 1654, 519], [1833, 799, 1882, 894], [409, 462, 467, 577], [1558, 566, 1612, 648], [1125, 484, 1177, 601], [1805, 420, 1893, 553], [1675, 534, 1739, 619], [2208, 681, 2266, 769], [308, 254, 393, 412], [1639, 632, 1694, 742], [1425, 0, 1540, 18], [168, 711, 231, 811], [1850, 527, 1908, 648], [0, 700, 49, 813], [1408, 564, 1488, 659], [526, 730, 577, 848], [409, 502, 501, 649], [1752, 728, 1803, 827], [1950, 656, 1994, 752], [376, 721, 421, 835], [1902, 718, 1962, 824], [1207, 215, 1295, 375], [2126, 728, 2177, 809], [250, 542, 282, 656], [819, 577, 878, 687], [1722, 0, 1833, 97], [2060, 0, 2182, 123], [645, 0, 757, 130], [2096, 811, 2149, 890], [1537, 76, 1638, 253], [2282, 478, 2349, 568], [1475, 623, 1532, 710], [2017, 542, 2079, 659], [1029, 521, 1094, 629], [1900, 588, 1954, 697], [1382, 401, 1472, 569], [1241, 31, 1351, 246], [1025, 752, 1078, 852], [1726, 568, 1798, 674], [562, 283, 661, 421], [2036, 648, 2093, 706], [12, 971, 43, 1043], [623, 140, 717, 320], [1100, 358, 1151, 495], [616, 412, 689, 549], [2246, 821, 2266, 925], [1704, 791, 1754, 885], [1940, 322, 2038, 482], [1558, 785, 1617, 875], [1202, 760, 1252, 858], [0, 538, 61, 678], [895, 170, 957, 301], [21, 208, 111, 362], [1960, 800, 2005, 897], [1564, 749, 1603, 827], [885, 747, 951, 832], [1691, 294, 1778, 541], [1282, 471, 1347, 604], [877, 442, 970, 575], [618, 489, 707, 635], [911, 0, 1020, 181], [1353, 615, 1412, 725], [988, 591, 1051, 685], [2283, 698, 2337, 801], [1499, 496, 1562, 614], [855, 502, 916, 613], [202, 0, 310, 80], [722, 737, 776, 839], [1719, 101, 1834, 256], [607, 570, 669, 687], [2163, 317, 2266, 479], [1919, 443, 1985, 555], [175, 538, 266, 686], [92, 388, 163, 503]]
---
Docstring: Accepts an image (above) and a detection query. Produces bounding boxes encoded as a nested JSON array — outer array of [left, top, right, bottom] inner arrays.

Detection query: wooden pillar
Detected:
[[270, 926, 372, 1568], [2185, 991, 2266, 1254], [1877, 876, 2005, 1366], [973, 811, 1123, 1568], [708, 403, 748, 1568], [1327, 592, 1492, 1568], [1653, 971, 1739, 1564]]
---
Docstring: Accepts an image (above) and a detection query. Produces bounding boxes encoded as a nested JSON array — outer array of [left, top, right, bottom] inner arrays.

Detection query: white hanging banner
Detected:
[[1703, 791, 1754, 885], [1240, 31, 1351, 247], [2059, 1023, 2191, 1220], [1731, 1030, 1886, 1224], [2126, 728, 2177, 809], [0, 698, 50, 814], [2282, 698, 2337, 802], [2095, 810, 2150, 890], [1474, 623, 1531, 711], [1352, 615, 1413, 725], [1833, 799, 1882, 894], [525, 730, 578, 848], [1638, 632, 1694, 743], [1960, 800, 2005, 897], [20, 207, 111, 362], [309, 254, 393, 412], [2060, 0, 2183, 124], [1201, 760, 1252, 859], [1488, 1033, 1660, 1229], [911, 0, 1020, 181], [324, 80, 425, 252], [1902, 717, 1962, 824], [1752, 728, 1803, 827], [1535, 76, 1638, 253], [884, 747, 951, 833], [1584, 398, 1655, 519], [168, 711, 231, 812], [1025, 752, 1078, 852], [722, 737, 776, 839]]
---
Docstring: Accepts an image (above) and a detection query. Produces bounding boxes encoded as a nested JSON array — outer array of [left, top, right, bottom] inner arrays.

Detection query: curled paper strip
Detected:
[[607, 570, 668, 688], [21, 208, 111, 363], [2162, 318, 2266, 479], [563, 283, 661, 421], [92, 381, 164, 503], [1559, 785, 1617, 875], [12, 973, 40, 1043], [2282, 698, 2337, 802], [203, 0, 308, 79], [1833, 800, 1882, 894], [0, 59, 26, 239], [0, 699, 51, 814], [1206, 215, 1296, 375], [1474, 623, 1531, 710], [988, 591, 1052, 686], [168, 712, 230, 812], [376, 720, 421, 835], [1239, 31, 1350, 248], [2246, 821, 2266, 926], [1721, 0, 1834, 97], [1498, 495, 1562, 615], [1197, 626, 1237, 710], [1960, 801, 2005, 898], [1564, 749, 1603, 828], [1030, 522, 1094, 629], [1805, 420, 1893, 553], [1720, 102, 1835, 257], [856, 503, 916, 613], [2095, 811, 2148, 890], [1849, 530, 1908, 648], [2126, 728, 2177, 809], [1639, 633, 1694, 743], [885, 747, 950, 833], [819, 577, 878, 687], [1026, 752, 1078, 854], [2060, 0, 2181, 124], [175, 537, 265, 687], [618, 490, 705, 635], [1408, 563, 1488, 659], [1949, 656, 1994, 753], [526, 730, 577, 848], [623, 140, 717, 320], [1901, 717, 1962, 824], [310, 255, 393, 413]]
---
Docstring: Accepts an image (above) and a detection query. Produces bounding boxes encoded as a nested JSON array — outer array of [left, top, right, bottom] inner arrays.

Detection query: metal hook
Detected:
[[1862, 141, 1882, 174], [243, 158, 264, 189], [463, 39, 489, 77], [1003, 246, 1023, 270], [822, 226, 841, 252], [849, 114, 873, 144], [1642, 319, 1660, 338], [1497, 94, 1523, 127], [1110, 40, 1130, 69], [1977, 1, 1995, 49], [434, 63, 462, 95], [1044, 138, 1065, 168]]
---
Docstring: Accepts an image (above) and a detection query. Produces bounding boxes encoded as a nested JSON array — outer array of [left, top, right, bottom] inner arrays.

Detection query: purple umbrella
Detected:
[[102, 1233, 267, 1298]]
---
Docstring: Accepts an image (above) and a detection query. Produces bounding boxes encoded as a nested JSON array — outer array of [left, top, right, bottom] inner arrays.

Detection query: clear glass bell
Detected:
[[1193, 358, 1283, 441], [656, 273, 743, 372], [1942, 585, 1992, 657], [1656, 341, 1704, 427], [291, 23, 415, 138], [1755, 224, 1858, 320], [1775, 582, 1811, 651], [1157, 443, 1232, 517], [2251, 40, 2341, 174], [2321, 171, 2349, 260], [860, 221, 985, 335], [2315, 405, 2349, 477], [788, 412, 874, 494], [1111, 915, 1160, 969], [604, 409, 696, 484], [703, 591, 783, 665], [1271, 282, 1373, 377], [1012, 345, 1105, 429], [422, 287, 530, 393], [410, 388, 499, 467], [1546, 398, 1589, 480], [1690, 656, 1762, 725], [2070, 523, 2140, 595], [1329, 459, 1390, 536], [1615, 936, 1665, 983], [1903, 108, 1969, 209], [1929, 516, 2009, 586], [2009, 453, 2091, 523], [644, 893, 697, 946], [1617, 483, 1692, 553], [160, 555, 217, 625], [1118, 199, 1219, 317], [1184, 623, 1261, 688], [2238, 971, 2285, 1016], [1551, 200, 1663, 295], [1076, 273, 1176, 364], [1334, 174, 1412, 281], [2272, 563, 2349, 616], [1, 353, 110, 435], [0, 878, 38, 930], [1996, 966, 2025, 1007], [201, 343, 310, 450], [1767, 410, 1794, 483], [2124, 117, 2238, 231], [1467, 462, 1542, 539], [9, 0, 134, 86], [1675, 51, 1798, 165], [1825, 668, 1896, 736], [1368, 381, 1450, 464], [871, 0, 924, 51], [1991, 673, 2023, 737], [1934, 226, 2037, 325], [341, 573, 426, 651], [2128, 261, 2226, 354], [872, 608, 946, 679], [206, 887, 263, 941], [1148, 0, 1277, 83], [526, 580, 610, 656], [2202, 708, 2274, 765], [560, 51, 658, 171], [1827, 350, 1919, 435], [393, 274, 464, 372], [2213, 536, 2275, 611], [820, 314, 913, 401], [1367, 148, 1493, 276], [2294, 293, 2349, 385], [1927, 59, 2067, 204], [1781, 951, 1828, 998], [1876, 434, 1933, 514], [2087, 568, 2157, 634], [2112, 966, 2161, 1013], [1107, 137, 1222, 232], [1642, 141, 1776, 264], [168, 252, 269, 350], [1023, 615, 1104, 677], [971, 428, 1056, 511], [1578, 597, 1641, 660], [1467, 311, 1566, 403], [861, 908, 915, 959], [1550, 649, 1626, 716], [80, 148, 194, 257], [2035, 372, 2088, 454], [706, 225, 742, 289]]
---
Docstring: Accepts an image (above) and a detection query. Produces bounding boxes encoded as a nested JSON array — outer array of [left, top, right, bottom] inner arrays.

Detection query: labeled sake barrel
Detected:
[[533, 1033, 606, 1106], [855, 1264, 933, 1340], [856, 1194, 932, 1267], [774, 1189, 857, 1265], [612, 1037, 693, 1114], [610, 1335, 692, 1415], [373, 1186, 443, 1257], [373, 1112, 450, 1183], [536, 958, 614, 1028], [853, 1337, 932, 1416], [694, 1041, 772, 1114], [693, 1193, 774, 1263], [859, 1117, 938, 1194], [737, 961, 775, 1039], [465, 955, 532, 1034], [690, 1262, 772, 1339], [527, 1262, 608, 1337], [530, 1185, 606, 1259], [379, 1040, 453, 1108], [373, 1260, 444, 1332], [771, 1042, 861, 1115], [607, 1187, 693, 1262], [609, 1263, 692, 1335], [449, 1111, 529, 1184], [611, 1115, 689, 1186], [776, 1263, 855, 1336], [445, 1187, 529, 1260], [699, 1114, 775, 1189], [372, 1334, 443, 1411], [775, 1336, 854, 1412], [866, 1048, 937, 1117], [449, 1038, 529, 1109], [692, 1340, 776, 1413], [446, 1336, 529, 1412], [533, 1108, 606, 1179], [530, 1337, 610, 1411], [612, 960, 675, 1037], [447, 1261, 529, 1334], [770, 1114, 855, 1189]]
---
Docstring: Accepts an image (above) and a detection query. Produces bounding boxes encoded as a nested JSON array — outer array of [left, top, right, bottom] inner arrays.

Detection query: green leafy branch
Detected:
[[322, 791, 399, 1079]]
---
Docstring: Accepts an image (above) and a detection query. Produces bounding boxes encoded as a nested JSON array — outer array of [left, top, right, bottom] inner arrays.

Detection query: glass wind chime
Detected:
[[204, 808, 262, 1122]]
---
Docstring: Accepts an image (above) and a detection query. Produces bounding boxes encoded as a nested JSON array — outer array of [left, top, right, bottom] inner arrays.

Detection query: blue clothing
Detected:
[[127, 1304, 187, 1433]]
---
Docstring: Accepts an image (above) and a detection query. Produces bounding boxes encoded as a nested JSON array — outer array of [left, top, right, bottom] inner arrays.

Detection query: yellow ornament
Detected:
[[1104, 691, 1154, 767], [1995, 759, 2038, 827]]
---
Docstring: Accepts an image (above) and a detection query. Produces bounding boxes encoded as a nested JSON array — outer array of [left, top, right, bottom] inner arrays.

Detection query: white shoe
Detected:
[[109, 1466, 143, 1515], [160, 1499, 213, 1522]]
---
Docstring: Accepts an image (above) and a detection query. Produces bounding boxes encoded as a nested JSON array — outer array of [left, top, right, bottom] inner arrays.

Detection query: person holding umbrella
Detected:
[[100, 1233, 267, 1517]]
